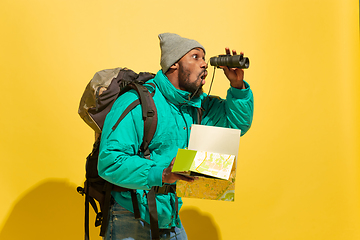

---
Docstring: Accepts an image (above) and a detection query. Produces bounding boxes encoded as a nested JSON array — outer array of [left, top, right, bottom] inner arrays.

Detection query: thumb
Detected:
[[167, 157, 176, 170]]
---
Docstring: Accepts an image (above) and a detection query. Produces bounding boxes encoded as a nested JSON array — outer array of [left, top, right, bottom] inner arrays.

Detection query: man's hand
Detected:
[[162, 158, 196, 184], [220, 48, 246, 89]]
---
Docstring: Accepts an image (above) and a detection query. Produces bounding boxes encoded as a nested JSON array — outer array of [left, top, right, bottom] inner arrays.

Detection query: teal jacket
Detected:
[[98, 70, 254, 229]]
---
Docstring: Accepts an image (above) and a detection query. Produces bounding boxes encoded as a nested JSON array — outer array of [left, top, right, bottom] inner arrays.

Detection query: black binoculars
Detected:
[[210, 54, 250, 69]]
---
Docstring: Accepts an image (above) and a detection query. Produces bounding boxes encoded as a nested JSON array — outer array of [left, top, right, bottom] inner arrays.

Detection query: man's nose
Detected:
[[201, 59, 208, 69]]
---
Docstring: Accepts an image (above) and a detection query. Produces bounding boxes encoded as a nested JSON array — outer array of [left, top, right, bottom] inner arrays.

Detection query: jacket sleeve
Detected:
[[201, 81, 254, 136], [97, 93, 164, 190]]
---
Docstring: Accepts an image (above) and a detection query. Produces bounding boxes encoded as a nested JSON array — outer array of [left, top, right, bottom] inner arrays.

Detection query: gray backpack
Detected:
[[77, 67, 159, 239]]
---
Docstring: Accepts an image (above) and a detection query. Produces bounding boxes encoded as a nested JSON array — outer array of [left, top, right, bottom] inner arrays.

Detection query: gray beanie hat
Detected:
[[159, 33, 205, 73]]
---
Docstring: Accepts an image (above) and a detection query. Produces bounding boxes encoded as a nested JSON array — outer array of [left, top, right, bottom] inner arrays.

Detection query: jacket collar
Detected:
[[153, 70, 205, 108]]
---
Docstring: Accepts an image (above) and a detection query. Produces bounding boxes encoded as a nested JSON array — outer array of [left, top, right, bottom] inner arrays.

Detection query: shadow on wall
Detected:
[[180, 208, 221, 240], [0, 179, 102, 240], [1, 178, 221, 240]]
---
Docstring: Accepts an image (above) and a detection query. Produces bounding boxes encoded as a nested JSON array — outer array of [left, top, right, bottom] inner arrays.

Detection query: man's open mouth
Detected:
[[200, 71, 208, 80]]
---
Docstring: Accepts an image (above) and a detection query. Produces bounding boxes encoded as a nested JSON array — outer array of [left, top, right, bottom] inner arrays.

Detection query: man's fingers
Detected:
[[176, 173, 195, 182], [225, 48, 245, 57], [225, 47, 231, 55]]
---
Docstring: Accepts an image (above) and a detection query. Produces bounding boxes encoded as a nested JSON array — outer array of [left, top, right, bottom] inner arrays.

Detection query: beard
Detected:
[[178, 64, 204, 99]]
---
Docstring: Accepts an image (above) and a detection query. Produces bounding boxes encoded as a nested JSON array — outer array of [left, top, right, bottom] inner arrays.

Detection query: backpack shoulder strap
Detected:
[[111, 82, 157, 159]]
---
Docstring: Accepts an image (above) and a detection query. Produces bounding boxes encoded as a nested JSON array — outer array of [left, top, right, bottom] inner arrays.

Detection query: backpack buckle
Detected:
[[95, 212, 103, 227], [77, 186, 85, 196], [147, 110, 155, 117]]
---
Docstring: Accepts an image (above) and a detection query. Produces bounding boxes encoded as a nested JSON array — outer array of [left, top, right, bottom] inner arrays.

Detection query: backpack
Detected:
[[77, 67, 160, 240], [77, 67, 203, 240]]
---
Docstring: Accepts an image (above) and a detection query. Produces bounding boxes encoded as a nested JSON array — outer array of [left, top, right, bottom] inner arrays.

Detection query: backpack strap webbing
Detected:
[[110, 82, 160, 239], [136, 83, 157, 158], [111, 82, 157, 159], [84, 183, 90, 240], [123, 83, 161, 240], [147, 185, 177, 240], [99, 182, 113, 236], [147, 187, 159, 240]]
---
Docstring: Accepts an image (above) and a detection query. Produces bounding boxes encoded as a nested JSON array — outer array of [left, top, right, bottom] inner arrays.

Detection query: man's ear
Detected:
[[168, 62, 179, 71]]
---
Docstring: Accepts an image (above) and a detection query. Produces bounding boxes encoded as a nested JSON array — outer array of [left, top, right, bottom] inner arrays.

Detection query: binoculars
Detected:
[[210, 54, 250, 69]]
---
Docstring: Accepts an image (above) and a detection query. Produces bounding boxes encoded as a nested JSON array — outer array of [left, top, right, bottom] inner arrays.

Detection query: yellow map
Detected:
[[176, 167, 236, 201]]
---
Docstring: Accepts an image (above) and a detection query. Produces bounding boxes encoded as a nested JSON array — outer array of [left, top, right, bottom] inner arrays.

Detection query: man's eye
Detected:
[[192, 55, 198, 59]]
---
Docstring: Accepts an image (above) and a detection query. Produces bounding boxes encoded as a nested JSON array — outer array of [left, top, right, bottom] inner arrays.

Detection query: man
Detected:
[[98, 33, 254, 240]]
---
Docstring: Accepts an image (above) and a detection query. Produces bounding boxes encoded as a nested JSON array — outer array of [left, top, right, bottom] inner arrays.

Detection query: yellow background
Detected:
[[1, 0, 359, 239]]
